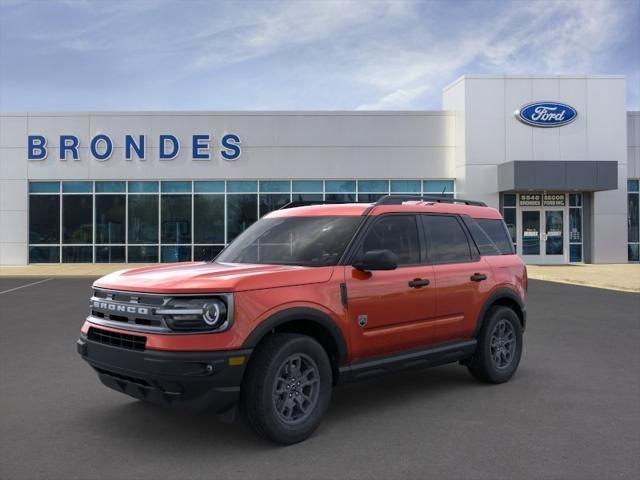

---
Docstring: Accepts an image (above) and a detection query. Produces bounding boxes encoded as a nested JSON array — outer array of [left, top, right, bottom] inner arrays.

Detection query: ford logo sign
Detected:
[[515, 101, 577, 127]]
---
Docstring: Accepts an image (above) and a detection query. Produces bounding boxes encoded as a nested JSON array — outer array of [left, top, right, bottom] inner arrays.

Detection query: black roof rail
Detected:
[[279, 200, 355, 210], [375, 195, 487, 207]]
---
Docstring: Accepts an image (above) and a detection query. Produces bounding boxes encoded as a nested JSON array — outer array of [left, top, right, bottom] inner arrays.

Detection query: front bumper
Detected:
[[77, 335, 251, 414]]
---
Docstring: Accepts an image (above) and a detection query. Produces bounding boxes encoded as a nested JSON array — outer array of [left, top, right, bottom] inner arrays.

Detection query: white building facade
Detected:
[[1, 75, 638, 266]]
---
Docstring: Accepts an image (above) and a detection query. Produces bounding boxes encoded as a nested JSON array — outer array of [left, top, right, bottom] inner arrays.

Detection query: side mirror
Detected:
[[353, 249, 398, 272]]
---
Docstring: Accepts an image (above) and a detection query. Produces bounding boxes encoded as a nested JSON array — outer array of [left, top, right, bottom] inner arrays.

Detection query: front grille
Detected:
[[88, 327, 147, 351], [89, 287, 170, 332]]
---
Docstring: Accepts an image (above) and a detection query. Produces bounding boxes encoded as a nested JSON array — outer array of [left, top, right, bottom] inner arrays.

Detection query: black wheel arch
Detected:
[[242, 307, 348, 383], [473, 288, 526, 338]]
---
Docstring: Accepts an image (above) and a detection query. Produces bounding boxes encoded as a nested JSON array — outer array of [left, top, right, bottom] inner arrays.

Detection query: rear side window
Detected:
[[476, 218, 515, 255], [462, 217, 502, 256], [360, 215, 420, 265], [422, 215, 472, 264]]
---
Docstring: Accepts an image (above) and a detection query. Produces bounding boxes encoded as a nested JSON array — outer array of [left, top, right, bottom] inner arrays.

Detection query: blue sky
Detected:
[[1, 0, 638, 111]]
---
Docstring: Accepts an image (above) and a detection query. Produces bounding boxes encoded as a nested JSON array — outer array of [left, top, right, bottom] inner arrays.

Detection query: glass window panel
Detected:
[[521, 211, 541, 255], [325, 193, 356, 202], [503, 208, 516, 244], [292, 193, 323, 202], [569, 193, 582, 207], [358, 180, 388, 192], [194, 245, 224, 261], [423, 180, 454, 193], [628, 193, 639, 243], [128, 195, 158, 244], [390, 180, 421, 193], [62, 181, 92, 193], [545, 210, 563, 256], [357, 193, 386, 203], [326, 180, 356, 193], [128, 181, 159, 193], [29, 246, 59, 263], [95, 181, 125, 193], [161, 245, 192, 262], [292, 180, 323, 193], [422, 215, 472, 263], [161, 181, 191, 193], [227, 181, 257, 193], [194, 181, 224, 193], [260, 181, 290, 192], [95, 195, 125, 244], [29, 182, 60, 193], [628, 179, 639, 192], [629, 244, 640, 262], [62, 246, 92, 262], [570, 208, 582, 243], [62, 195, 92, 243], [95, 246, 125, 263], [360, 216, 420, 265], [128, 245, 158, 263], [503, 194, 516, 207], [161, 195, 192, 243], [194, 195, 224, 243], [227, 194, 258, 241], [29, 195, 60, 243], [476, 218, 514, 254], [570, 244, 582, 263], [260, 194, 291, 216]]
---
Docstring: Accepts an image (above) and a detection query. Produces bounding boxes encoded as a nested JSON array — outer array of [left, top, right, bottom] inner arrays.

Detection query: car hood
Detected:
[[93, 262, 335, 294]]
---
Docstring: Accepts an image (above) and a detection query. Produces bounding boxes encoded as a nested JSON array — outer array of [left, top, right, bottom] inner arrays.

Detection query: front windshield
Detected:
[[216, 216, 362, 267]]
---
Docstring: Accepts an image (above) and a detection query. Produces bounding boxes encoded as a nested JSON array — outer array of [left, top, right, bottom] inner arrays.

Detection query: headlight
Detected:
[[156, 297, 230, 332]]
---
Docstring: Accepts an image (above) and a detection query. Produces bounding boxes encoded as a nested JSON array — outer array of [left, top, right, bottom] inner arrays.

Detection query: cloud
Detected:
[[356, 85, 430, 110]]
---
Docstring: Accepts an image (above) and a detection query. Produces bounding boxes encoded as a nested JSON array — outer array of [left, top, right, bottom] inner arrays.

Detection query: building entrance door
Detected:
[[519, 207, 568, 264]]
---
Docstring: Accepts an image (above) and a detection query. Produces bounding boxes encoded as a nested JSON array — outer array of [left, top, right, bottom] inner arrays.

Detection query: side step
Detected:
[[337, 339, 477, 384]]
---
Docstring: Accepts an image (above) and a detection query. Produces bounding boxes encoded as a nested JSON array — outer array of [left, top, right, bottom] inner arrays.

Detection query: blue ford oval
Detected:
[[516, 101, 577, 127]]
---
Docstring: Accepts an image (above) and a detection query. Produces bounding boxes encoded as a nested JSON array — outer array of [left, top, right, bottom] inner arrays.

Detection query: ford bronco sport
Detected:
[[78, 195, 526, 444]]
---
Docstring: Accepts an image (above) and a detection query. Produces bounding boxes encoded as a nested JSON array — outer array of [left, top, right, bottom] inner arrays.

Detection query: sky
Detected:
[[0, 0, 638, 111]]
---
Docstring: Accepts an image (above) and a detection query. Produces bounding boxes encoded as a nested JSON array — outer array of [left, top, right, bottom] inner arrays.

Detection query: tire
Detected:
[[467, 306, 523, 384], [240, 333, 332, 444]]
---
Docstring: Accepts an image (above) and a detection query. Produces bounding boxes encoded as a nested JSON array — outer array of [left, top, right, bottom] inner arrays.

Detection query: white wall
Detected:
[[0, 111, 455, 265], [443, 75, 629, 263]]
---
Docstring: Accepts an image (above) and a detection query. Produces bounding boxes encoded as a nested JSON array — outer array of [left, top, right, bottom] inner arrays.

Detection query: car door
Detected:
[[421, 214, 493, 343], [346, 214, 436, 360]]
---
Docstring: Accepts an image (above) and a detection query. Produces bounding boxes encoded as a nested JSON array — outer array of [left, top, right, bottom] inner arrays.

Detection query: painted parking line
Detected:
[[0, 278, 53, 295]]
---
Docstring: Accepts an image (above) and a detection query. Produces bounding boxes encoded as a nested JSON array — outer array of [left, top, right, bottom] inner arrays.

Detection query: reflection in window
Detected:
[[128, 245, 158, 263], [128, 195, 158, 244], [161, 195, 191, 244], [161, 245, 191, 262], [423, 215, 472, 263], [361, 216, 420, 265], [95, 246, 125, 263], [62, 246, 93, 262], [29, 195, 60, 244], [95, 195, 125, 244], [259, 194, 290, 216], [227, 194, 257, 241], [62, 195, 92, 244], [29, 246, 59, 263], [194, 245, 224, 261], [194, 195, 224, 243]]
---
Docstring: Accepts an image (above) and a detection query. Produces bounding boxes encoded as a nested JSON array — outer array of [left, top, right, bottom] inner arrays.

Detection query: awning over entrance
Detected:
[[497, 161, 617, 192]]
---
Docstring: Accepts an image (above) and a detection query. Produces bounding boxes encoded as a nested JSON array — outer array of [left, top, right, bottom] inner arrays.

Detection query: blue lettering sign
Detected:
[[159, 134, 179, 160], [125, 135, 145, 160], [192, 134, 210, 160], [28, 135, 47, 161], [221, 134, 241, 161], [90, 134, 113, 161], [516, 102, 577, 127], [59, 135, 79, 161]]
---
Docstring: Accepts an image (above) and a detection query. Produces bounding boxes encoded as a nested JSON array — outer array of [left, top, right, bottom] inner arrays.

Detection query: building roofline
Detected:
[[0, 110, 455, 117], [443, 74, 626, 92]]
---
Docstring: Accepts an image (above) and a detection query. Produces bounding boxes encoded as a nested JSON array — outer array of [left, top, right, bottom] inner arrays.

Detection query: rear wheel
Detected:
[[240, 333, 332, 444], [467, 306, 522, 383]]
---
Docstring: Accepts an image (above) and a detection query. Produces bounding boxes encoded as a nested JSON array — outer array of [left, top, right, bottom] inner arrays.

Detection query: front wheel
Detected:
[[467, 306, 523, 384], [240, 333, 332, 444]]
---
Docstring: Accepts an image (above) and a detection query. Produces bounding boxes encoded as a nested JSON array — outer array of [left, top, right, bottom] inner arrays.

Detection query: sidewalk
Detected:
[[526, 264, 640, 293], [1, 263, 639, 293]]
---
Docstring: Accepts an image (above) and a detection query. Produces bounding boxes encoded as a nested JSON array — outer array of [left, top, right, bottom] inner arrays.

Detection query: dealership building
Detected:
[[1, 74, 639, 266]]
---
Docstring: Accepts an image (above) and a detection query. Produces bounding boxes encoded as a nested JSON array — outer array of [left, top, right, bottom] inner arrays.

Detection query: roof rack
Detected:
[[375, 195, 487, 207], [279, 200, 355, 210]]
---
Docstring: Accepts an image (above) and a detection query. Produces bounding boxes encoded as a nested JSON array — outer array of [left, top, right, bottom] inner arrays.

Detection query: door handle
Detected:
[[470, 273, 487, 282], [408, 278, 430, 288]]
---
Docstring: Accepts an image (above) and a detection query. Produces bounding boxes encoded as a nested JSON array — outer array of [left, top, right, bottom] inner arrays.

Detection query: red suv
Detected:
[[78, 195, 527, 444]]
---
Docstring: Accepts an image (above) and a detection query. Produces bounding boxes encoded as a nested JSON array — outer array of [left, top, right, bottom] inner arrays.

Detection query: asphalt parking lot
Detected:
[[0, 277, 638, 480]]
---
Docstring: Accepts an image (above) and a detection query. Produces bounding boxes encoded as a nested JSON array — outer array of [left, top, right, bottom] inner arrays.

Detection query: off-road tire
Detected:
[[467, 306, 523, 384], [240, 333, 332, 444]]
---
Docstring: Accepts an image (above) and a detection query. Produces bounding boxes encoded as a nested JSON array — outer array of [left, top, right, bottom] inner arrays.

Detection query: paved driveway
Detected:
[[0, 277, 638, 480]]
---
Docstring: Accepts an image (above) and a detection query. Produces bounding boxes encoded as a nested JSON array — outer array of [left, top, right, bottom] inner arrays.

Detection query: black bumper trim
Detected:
[[77, 336, 251, 414]]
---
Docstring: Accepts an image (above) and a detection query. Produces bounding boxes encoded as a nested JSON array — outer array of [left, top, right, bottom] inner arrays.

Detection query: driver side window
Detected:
[[360, 215, 420, 265]]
